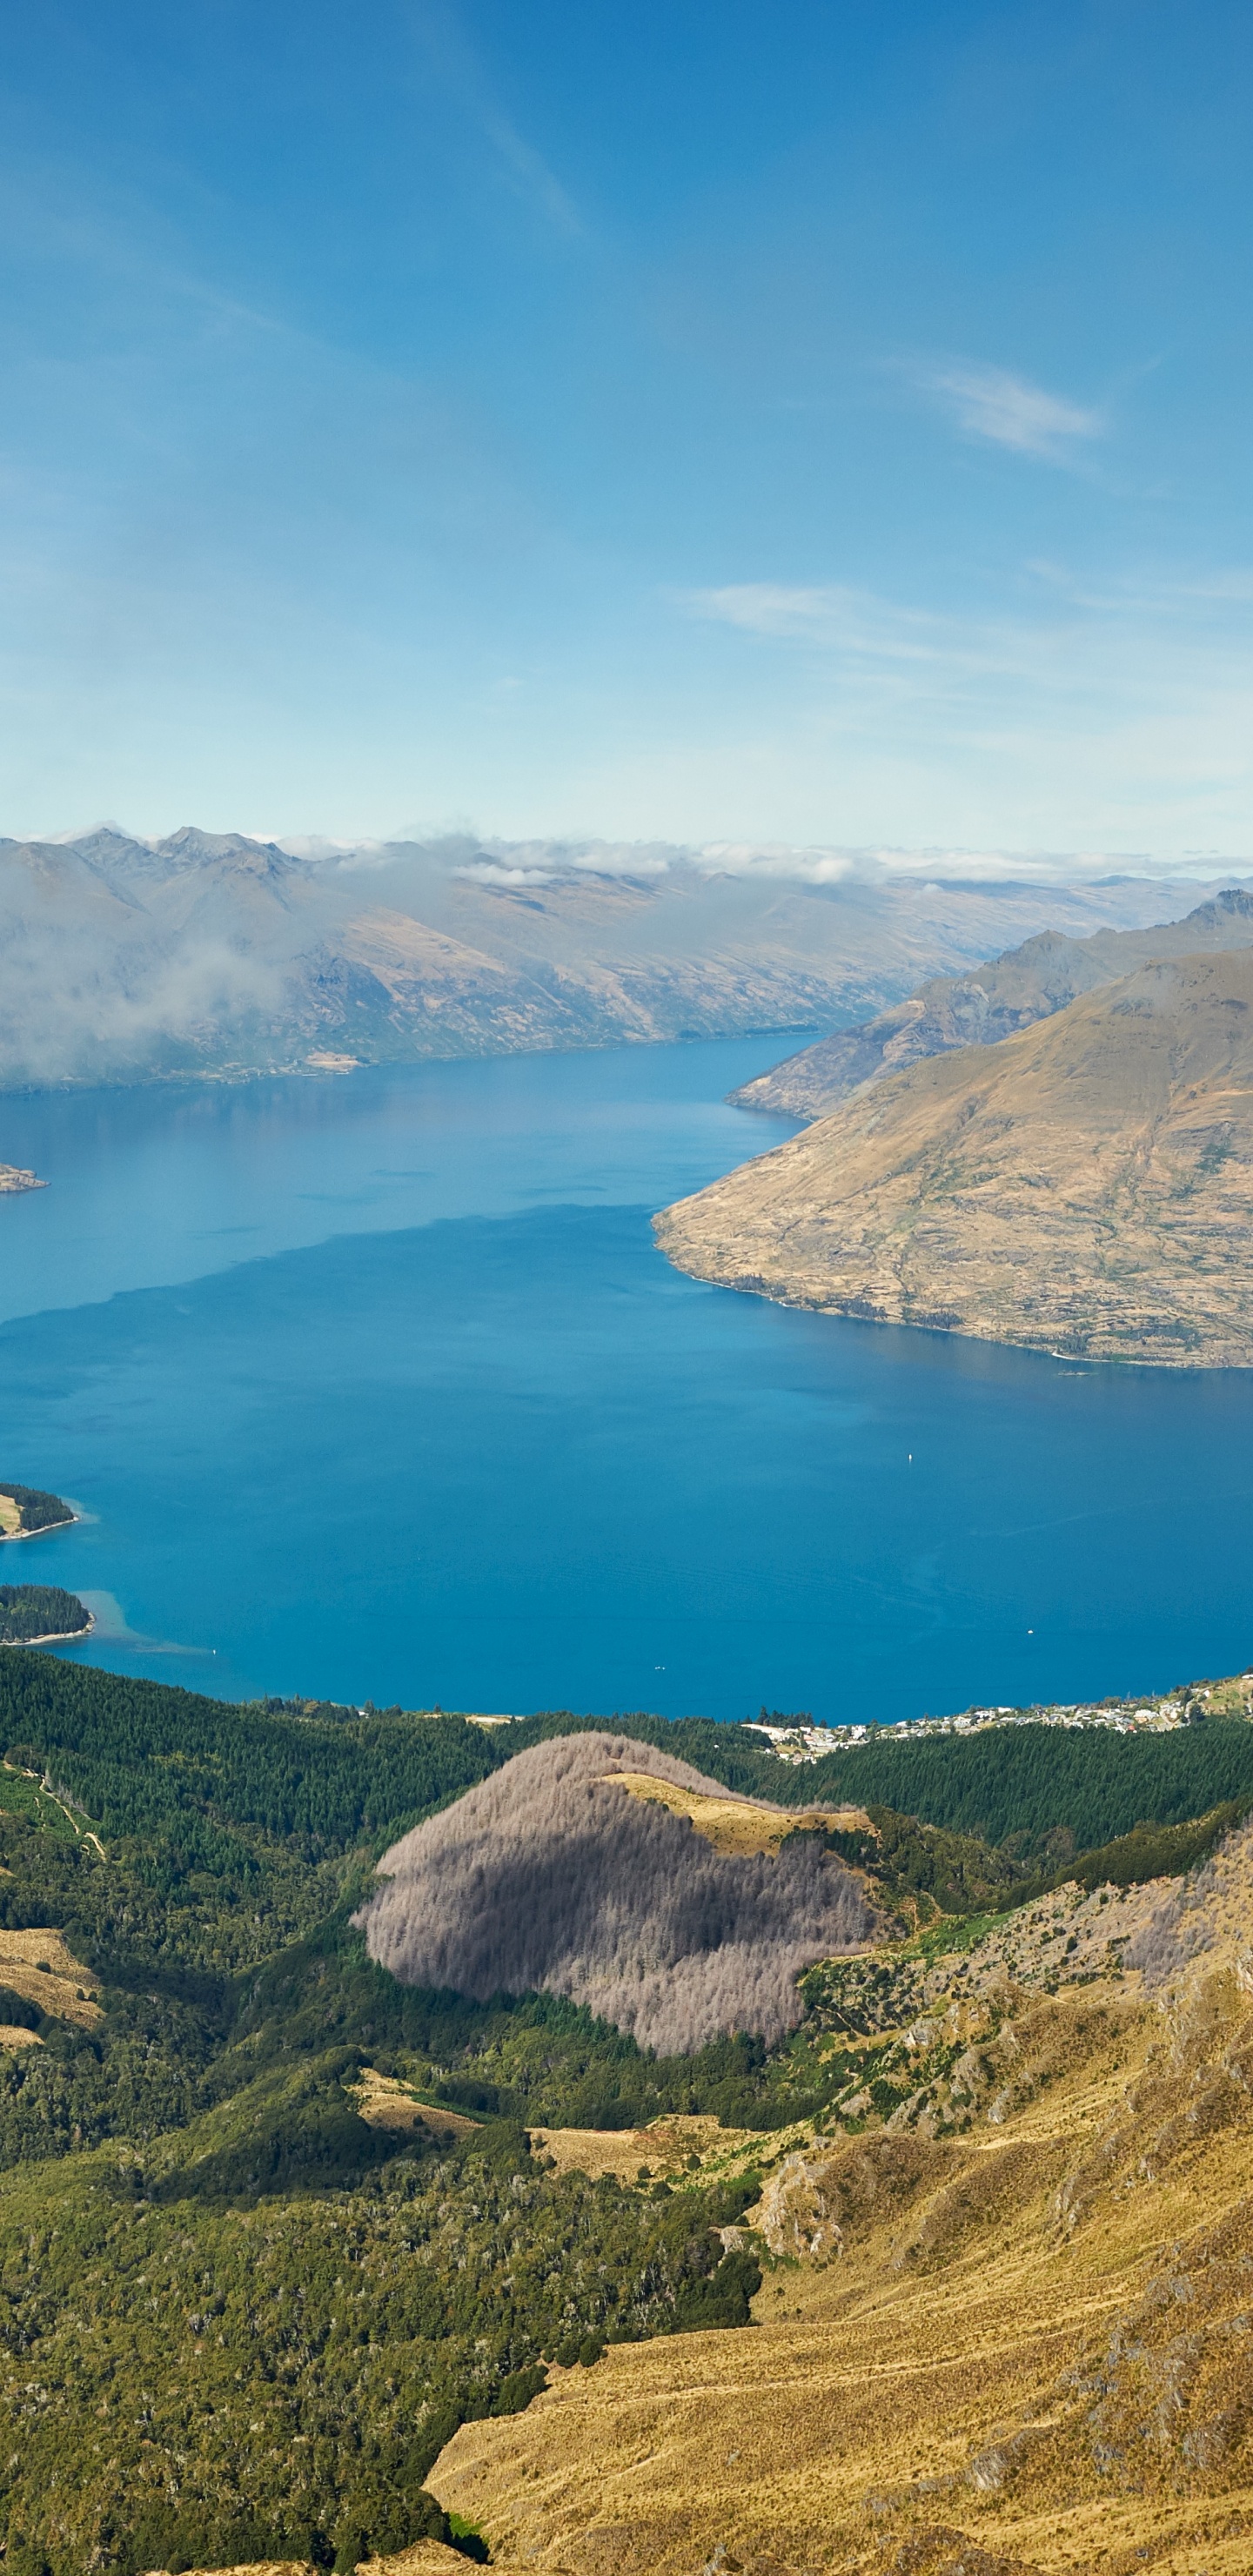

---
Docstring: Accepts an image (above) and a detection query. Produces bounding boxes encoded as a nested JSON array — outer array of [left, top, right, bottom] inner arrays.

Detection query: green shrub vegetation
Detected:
[[0, 1656, 504, 1855], [0, 1654, 1243, 2573], [1061, 1797, 1251, 1893], [778, 1716, 1253, 1852], [0, 1663, 778, 2575], [817, 1805, 1026, 1919], [571, 1707, 1253, 1859], [0, 2087, 756, 2576], [7, 1658, 1251, 1873]]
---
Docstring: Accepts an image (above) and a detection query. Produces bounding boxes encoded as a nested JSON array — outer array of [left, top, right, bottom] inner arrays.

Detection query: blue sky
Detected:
[[1, 0, 1250, 861]]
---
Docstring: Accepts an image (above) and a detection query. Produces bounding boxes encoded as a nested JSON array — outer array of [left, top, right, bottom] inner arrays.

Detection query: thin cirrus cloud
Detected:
[[682, 580, 958, 668], [680, 571, 1253, 853], [475, 97, 582, 237], [918, 360, 1104, 461], [411, 2, 582, 238]]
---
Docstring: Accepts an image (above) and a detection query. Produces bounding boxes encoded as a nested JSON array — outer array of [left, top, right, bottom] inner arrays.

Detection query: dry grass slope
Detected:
[[658, 947, 1253, 1365], [0, 1927, 103, 2029], [733, 888, 1253, 1122], [350, 2070, 479, 2138], [427, 1824, 1253, 2576], [611, 1772, 870, 1858]]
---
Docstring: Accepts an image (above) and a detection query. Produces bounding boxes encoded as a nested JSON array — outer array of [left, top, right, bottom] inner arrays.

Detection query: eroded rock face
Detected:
[[754, 2152, 846, 2264]]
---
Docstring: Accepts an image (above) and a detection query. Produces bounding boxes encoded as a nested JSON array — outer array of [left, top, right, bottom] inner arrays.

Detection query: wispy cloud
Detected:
[[676, 563, 1253, 862], [410, 3, 582, 238], [681, 580, 957, 666], [453, 836, 673, 885], [918, 360, 1103, 461], [474, 100, 582, 238]]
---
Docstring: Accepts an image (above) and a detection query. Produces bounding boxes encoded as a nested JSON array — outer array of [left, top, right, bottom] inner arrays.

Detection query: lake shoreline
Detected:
[[1, 1615, 94, 1647], [3, 1035, 1253, 1721], [0, 1515, 77, 1544]]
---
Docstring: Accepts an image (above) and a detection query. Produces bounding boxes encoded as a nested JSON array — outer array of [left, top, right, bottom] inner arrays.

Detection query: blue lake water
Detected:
[[0, 1036, 1250, 1722]]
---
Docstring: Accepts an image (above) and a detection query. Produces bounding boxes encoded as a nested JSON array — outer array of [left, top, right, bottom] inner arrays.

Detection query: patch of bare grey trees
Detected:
[[355, 1733, 878, 2054]]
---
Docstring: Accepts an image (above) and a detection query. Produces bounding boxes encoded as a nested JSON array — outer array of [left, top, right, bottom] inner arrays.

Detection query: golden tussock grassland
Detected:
[[425, 1835, 1253, 2576]]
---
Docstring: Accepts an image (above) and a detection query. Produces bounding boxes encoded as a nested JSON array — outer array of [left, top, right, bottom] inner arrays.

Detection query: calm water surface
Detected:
[[0, 1038, 1250, 1721]]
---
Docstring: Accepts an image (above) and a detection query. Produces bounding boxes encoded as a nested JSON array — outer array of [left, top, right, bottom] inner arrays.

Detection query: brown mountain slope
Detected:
[[734, 885, 1253, 1120], [655, 947, 1253, 1366], [426, 1829, 1253, 2576]]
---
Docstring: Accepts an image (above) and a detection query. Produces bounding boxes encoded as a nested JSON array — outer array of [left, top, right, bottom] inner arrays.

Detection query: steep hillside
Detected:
[[355, 1734, 878, 2053], [429, 1825, 1253, 2576], [657, 946, 1253, 1365], [732, 883, 1253, 1119]]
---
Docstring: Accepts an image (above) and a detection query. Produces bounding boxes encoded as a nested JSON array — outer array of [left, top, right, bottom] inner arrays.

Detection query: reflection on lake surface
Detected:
[[0, 1037, 1249, 1720]]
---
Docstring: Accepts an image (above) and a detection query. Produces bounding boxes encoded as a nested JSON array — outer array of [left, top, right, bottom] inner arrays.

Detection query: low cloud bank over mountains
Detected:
[[0, 822, 1241, 1090], [356, 1733, 876, 2055]]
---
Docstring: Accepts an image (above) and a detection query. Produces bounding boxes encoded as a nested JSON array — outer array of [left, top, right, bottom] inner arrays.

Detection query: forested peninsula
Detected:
[[0, 1485, 75, 1541], [0, 1587, 91, 1645]]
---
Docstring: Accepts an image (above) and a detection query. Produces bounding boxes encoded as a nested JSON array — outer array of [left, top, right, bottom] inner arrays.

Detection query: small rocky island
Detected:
[[0, 1586, 92, 1644], [0, 1165, 45, 1194], [0, 1485, 76, 1541]]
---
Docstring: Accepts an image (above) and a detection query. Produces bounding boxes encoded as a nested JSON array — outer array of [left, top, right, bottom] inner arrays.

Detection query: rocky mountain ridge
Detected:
[[425, 1809, 1253, 2576], [732, 883, 1253, 1119]]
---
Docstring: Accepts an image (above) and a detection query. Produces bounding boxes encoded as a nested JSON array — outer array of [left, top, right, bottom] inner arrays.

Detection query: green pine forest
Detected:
[[0, 1488, 74, 1538], [0, 1653, 1250, 2575], [0, 1589, 90, 1646]]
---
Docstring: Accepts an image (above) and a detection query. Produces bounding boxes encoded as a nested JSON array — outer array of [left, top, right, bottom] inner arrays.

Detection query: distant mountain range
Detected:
[[731, 885, 1253, 1117], [0, 822, 1244, 1090], [657, 943, 1253, 1366]]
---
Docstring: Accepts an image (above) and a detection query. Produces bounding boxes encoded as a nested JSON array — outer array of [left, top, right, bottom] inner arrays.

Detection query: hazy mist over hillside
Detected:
[[1, 821, 1244, 1093], [733, 887, 1253, 1118]]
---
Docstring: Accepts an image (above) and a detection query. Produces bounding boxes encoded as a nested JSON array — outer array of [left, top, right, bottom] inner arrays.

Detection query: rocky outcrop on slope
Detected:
[[656, 948, 1253, 1366]]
